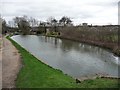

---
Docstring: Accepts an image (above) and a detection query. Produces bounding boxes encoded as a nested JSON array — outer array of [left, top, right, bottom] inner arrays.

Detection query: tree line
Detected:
[[2, 15, 73, 35]]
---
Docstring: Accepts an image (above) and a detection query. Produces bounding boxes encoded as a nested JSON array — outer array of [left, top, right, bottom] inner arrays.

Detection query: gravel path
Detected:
[[2, 37, 22, 88]]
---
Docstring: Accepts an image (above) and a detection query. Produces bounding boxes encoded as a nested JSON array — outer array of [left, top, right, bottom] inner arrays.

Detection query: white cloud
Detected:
[[1, 0, 119, 25]]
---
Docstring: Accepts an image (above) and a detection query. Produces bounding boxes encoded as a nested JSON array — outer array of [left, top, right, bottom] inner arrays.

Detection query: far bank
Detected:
[[44, 25, 119, 57]]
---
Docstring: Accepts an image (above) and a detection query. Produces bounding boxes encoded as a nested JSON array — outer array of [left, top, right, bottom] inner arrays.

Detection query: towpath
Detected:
[[2, 37, 21, 88]]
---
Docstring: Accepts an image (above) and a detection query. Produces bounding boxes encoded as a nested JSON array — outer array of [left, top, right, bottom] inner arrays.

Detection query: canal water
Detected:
[[11, 35, 120, 79]]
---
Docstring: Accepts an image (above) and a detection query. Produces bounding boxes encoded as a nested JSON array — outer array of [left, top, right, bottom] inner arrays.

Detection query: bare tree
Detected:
[[13, 16, 30, 35], [47, 17, 58, 26], [29, 17, 39, 27], [0, 15, 3, 34], [59, 16, 72, 26], [39, 21, 47, 33], [47, 17, 58, 32], [8, 21, 16, 27], [2, 20, 7, 34]]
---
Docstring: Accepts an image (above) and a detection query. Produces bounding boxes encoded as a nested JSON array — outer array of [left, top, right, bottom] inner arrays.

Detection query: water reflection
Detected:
[[11, 35, 120, 79]]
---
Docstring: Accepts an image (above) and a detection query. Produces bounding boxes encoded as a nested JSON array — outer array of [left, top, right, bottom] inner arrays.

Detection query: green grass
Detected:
[[7, 36, 119, 88]]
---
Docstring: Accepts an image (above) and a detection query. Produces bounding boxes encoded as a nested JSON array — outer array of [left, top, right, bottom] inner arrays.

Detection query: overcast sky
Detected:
[[0, 0, 119, 25]]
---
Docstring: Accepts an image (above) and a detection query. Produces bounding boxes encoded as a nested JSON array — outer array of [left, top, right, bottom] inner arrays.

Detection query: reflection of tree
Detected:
[[45, 36, 47, 42], [42, 37, 58, 47], [78, 43, 104, 54], [60, 39, 74, 51], [39, 36, 109, 58], [54, 38, 57, 46], [60, 39, 101, 54]]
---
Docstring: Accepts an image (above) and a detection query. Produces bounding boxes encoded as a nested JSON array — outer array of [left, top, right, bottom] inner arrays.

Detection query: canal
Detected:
[[11, 35, 120, 79]]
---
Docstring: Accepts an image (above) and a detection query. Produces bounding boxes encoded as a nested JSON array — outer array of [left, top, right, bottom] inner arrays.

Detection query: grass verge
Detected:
[[7, 36, 119, 88]]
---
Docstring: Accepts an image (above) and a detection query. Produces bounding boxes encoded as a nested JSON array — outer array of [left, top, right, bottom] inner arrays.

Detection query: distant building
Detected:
[[82, 23, 88, 26]]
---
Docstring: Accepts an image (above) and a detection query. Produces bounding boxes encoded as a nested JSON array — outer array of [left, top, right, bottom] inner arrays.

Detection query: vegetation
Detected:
[[13, 16, 31, 35], [2, 19, 7, 34], [7, 36, 119, 88], [59, 16, 73, 26]]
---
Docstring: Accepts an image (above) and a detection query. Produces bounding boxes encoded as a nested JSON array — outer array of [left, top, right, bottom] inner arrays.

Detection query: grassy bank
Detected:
[[7, 36, 119, 88]]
